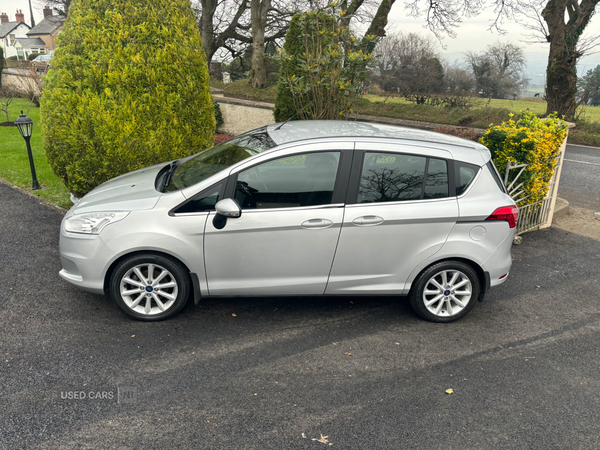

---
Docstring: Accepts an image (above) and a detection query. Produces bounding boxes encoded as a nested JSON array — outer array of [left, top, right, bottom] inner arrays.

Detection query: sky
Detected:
[[3, 0, 599, 82]]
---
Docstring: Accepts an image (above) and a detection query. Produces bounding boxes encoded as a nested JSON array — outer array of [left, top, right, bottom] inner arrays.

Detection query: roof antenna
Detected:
[[274, 101, 313, 131]]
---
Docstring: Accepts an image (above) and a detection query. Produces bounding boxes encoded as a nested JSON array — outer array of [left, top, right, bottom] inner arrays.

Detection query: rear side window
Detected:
[[454, 161, 480, 196], [424, 158, 448, 199], [357, 152, 449, 203]]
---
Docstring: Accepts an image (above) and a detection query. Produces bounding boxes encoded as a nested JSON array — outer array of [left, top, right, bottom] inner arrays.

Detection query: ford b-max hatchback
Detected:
[[59, 121, 518, 322]]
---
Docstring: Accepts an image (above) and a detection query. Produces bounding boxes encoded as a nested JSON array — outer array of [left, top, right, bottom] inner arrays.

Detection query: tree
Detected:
[[466, 42, 528, 99], [406, 0, 599, 120], [41, 0, 215, 197], [373, 32, 443, 103], [578, 65, 600, 106], [37, 0, 70, 16], [249, 0, 271, 88], [194, 0, 249, 66]]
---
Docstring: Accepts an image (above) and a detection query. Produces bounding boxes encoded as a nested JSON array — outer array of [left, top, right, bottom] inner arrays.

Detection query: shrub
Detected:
[[274, 11, 375, 121], [214, 100, 223, 127], [41, 0, 215, 197], [28, 53, 42, 60], [273, 13, 305, 122], [480, 111, 568, 206]]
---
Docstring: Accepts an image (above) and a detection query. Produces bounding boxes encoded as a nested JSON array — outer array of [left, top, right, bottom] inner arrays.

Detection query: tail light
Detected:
[[486, 206, 519, 228]]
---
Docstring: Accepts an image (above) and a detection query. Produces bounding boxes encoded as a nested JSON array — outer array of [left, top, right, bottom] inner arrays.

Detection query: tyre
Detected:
[[409, 261, 480, 323], [109, 253, 191, 321]]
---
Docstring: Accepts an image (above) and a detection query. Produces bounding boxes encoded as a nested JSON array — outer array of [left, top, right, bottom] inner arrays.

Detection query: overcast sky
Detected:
[[3, 0, 598, 64]]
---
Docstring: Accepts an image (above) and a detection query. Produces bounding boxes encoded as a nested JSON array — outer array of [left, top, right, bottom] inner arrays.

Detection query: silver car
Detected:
[[59, 121, 518, 322]]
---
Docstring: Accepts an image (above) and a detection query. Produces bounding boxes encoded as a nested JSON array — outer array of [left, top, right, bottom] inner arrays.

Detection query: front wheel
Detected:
[[109, 253, 191, 321], [409, 261, 480, 323]]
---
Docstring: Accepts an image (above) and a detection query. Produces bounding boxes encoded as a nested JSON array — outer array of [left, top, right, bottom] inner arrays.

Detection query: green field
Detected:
[[0, 99, 72, 208]]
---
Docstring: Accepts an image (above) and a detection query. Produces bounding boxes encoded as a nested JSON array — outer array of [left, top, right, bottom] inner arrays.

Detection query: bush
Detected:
[[273, 13, 306, 122], [275, 11, 375, 121], [214, 100, 223, 127], [41, 0, 215, 197], [480, 111, 568, 206], [7, 56, 18, 60], [28, 53, 43, 60]]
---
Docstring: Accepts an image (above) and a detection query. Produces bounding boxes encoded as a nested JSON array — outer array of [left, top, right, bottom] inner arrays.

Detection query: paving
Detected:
[[1, 179, 600, 449]]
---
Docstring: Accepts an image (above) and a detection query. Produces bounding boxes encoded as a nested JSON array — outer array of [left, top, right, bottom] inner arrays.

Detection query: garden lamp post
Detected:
[[15, 110, 42, 190]]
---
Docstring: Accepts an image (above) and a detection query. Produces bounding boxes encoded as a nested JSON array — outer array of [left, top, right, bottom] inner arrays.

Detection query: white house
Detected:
[[0, 10, 32, 59]]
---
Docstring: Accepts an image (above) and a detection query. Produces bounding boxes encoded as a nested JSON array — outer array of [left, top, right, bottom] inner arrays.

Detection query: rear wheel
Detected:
[[109, 253, 190, 321], [409, 261, 480, 323]]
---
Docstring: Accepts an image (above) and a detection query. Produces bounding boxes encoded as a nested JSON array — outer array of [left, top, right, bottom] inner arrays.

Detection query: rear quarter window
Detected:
[[486, 161, 508, 193], [454, 161, 480, 196]]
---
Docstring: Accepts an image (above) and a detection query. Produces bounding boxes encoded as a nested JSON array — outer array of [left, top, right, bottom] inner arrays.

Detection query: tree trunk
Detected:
[[542, 0, 599, 120], [200, 0, 218, 65], [361, 0, 397, 54], [250, 0, 271, 88]]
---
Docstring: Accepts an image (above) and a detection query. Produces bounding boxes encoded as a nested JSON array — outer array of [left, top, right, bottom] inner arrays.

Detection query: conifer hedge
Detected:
[[41, 0, 215, 197]]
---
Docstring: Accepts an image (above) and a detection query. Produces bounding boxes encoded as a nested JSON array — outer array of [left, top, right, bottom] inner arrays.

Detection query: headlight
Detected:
[[64, 212, 129, 235]]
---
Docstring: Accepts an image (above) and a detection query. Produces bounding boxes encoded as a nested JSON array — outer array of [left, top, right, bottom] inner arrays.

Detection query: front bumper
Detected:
[[59, 229, 112, 295]]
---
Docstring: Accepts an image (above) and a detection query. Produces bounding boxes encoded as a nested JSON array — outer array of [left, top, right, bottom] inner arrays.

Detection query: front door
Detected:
[[204, 150, 348, 296]]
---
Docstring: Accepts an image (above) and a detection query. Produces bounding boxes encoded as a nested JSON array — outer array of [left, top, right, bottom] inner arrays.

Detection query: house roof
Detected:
[[27, 16, 64, 36], [0, 21, 30, 38], [15, 37, 46, 47]]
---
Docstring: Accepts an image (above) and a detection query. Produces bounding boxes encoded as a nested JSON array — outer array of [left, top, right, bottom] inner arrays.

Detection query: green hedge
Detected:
[[41, 0, 215, 197]]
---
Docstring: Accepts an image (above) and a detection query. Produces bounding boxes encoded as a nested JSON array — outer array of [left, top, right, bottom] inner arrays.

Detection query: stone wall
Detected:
[[1, 71, 43, 96], [215, 96, 275, 135]]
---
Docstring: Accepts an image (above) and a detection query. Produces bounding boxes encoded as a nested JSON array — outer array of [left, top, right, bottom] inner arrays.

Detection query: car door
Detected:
[[203, 145, 353, 296], [326, 142, 459, 295]]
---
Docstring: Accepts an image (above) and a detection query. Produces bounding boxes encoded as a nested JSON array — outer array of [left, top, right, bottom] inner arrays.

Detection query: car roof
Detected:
[[266, 120, 490, 165]]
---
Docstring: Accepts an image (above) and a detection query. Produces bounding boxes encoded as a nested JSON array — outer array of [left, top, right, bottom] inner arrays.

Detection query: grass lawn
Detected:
[[0, 99, 72, 209]]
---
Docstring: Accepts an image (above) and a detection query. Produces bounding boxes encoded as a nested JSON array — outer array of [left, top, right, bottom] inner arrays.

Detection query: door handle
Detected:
[[352, 215, 384, 226], [301, 218, 333, 229]]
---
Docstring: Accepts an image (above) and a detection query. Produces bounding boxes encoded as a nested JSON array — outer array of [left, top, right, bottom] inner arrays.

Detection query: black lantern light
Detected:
[[14, 110, 42, 191]]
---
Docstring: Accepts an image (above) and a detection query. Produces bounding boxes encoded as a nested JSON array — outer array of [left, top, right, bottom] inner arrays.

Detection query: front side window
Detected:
[[234, 152, 341, 210], [357, 152, 449, 203]]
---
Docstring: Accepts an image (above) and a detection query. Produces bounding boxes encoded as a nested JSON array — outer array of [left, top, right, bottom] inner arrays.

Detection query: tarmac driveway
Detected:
[[1, 180, 600, 450]]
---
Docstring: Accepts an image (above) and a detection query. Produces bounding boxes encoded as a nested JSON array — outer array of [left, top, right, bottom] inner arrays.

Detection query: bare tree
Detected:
[[466, 42, 529, 99], [36, 0, 70, 16], [373, 32, 443, 103]]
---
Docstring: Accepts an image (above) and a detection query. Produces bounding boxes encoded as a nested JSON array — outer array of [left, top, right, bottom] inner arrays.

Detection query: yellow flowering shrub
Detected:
[[480, 111, 568, 206]]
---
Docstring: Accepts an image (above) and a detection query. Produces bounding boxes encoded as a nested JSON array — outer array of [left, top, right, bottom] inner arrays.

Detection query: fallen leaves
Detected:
[[312, 434, 330, 444], [446, 388, 454, 394]]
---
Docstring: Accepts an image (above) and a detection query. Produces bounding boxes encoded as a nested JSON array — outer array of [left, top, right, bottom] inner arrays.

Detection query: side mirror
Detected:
[[215, 198, 241, 218]]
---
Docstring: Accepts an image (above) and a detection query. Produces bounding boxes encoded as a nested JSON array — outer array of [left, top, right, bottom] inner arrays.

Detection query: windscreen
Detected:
[[166, 127, 276, 192]]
